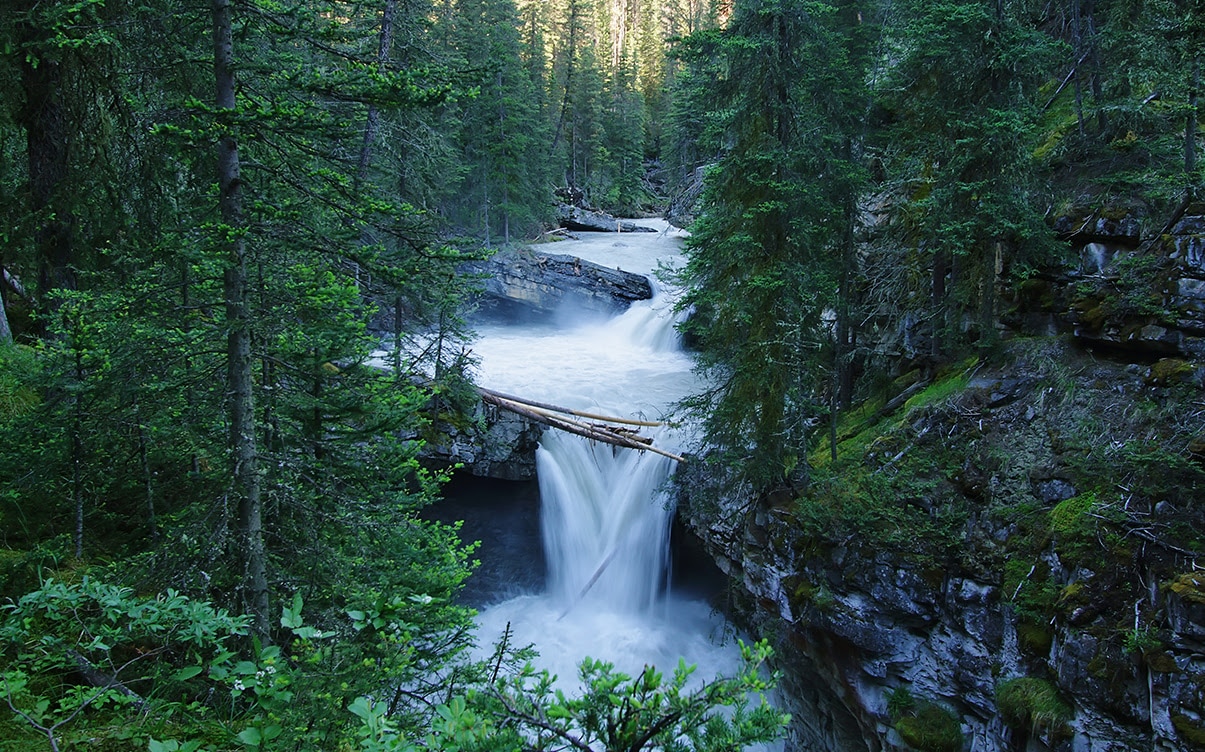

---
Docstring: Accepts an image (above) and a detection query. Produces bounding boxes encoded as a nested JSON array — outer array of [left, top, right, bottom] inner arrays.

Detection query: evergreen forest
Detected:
[[0, 0, 1202, 748]]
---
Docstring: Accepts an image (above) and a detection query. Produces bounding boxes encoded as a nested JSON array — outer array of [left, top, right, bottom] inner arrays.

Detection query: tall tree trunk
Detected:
[[0, 287, 11, 344], [1085, 0, 1105, 132], [831, 142, 856, 463], [1188, 56, 1200, 181], [213, 0, 269, 640], [355, 0, 398, 192], [72, 336, 84, 559], [549, 0, 582, 158], [1071, 0, 1086, 136], [17, 4, 76, 320], [930, 249, 948, 362]]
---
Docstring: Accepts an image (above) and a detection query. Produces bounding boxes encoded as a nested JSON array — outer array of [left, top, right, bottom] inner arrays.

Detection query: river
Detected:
[[454, 220, 781, 735]]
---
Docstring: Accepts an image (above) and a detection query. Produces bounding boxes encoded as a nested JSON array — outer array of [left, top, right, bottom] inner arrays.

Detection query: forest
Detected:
[[0, 0, 1201, 748]]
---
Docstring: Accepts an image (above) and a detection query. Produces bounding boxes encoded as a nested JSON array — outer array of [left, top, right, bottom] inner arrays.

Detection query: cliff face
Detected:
[[677, 204, 1205, 752], [679, 341, 1205, 751]]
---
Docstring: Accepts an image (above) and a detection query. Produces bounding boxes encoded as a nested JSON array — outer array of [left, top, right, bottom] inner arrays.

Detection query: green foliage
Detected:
[[0, 344, 39, 421], [995, 677, 1073, 737], [464, 638, 788, 752], [1121, 624, 1163, 656], [893, 701, 963, 752], [0, 577, 247, 750], [0, 577, 786, 752], [674, 0, 870, 490], [887, 686, 916, 718]]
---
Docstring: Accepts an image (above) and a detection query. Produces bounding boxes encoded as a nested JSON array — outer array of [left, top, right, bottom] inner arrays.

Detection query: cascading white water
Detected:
[[538, 429, 676, 613], [470, 222, 770, 708]]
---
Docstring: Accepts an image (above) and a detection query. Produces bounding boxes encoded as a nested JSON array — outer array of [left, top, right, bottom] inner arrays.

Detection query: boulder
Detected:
[[462, 248, 653, 321], [555, 204, 657, 233]]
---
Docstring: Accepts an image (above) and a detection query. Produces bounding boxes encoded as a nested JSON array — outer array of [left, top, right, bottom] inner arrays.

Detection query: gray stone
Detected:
[[1036, 478, 1078, 503], [555, 204, 658, 233], [463, 248, 653, 320]]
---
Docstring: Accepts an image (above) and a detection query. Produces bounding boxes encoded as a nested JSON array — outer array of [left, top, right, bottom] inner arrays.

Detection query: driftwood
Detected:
[[478, 387, 663, 427], [479, 389, 685, 463]]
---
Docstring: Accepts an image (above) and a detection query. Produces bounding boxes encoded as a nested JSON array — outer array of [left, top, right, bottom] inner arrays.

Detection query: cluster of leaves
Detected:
[[0, 578, 787, 752]]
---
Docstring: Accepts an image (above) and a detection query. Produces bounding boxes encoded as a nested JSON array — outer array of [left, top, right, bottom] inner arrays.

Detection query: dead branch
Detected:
[[481, 392, 685, 463], [478, 386, 663, 427]]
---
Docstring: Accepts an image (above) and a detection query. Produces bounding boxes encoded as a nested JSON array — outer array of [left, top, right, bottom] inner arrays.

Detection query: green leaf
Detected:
[[236, 727, 262, 747], [280, 592, 303, 629], [172, 665, 204, 681]]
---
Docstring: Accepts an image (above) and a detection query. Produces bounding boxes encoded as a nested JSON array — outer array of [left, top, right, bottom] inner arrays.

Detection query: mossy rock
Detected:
[[1049, 493, 1102, 564], [996, 677, 1073, 737], [1144, 651, 1179, 673], [1016, 620, 1054, 655], [1017, 278, 1058, 311], [1167, 572, 1205, 604], [895, 701, 963, 752], [1172, 714, 1205, 749], [1146, 358, 1196, 386]]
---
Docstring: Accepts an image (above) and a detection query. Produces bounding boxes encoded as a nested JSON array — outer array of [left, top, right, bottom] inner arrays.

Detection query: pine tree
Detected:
[[675, 0, 867, 489], [882, 0, 1059, 355], [451, 0, 552, 241]]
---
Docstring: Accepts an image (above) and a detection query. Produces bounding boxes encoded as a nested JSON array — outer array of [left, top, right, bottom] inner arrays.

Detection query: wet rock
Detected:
[[1036, 478, 1078, 503], [421, 404, 542, 481], [462, 248, 652, 321], [555, 204, 658, 233]]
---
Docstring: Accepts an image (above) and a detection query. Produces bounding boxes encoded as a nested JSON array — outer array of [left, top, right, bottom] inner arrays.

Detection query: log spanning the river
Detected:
[[477, 386, 685, 464]]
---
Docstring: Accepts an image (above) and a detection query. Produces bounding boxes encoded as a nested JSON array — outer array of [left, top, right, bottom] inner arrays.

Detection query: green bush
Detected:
[[894, 700, 963, 752], [996, 677, 1073, 736]]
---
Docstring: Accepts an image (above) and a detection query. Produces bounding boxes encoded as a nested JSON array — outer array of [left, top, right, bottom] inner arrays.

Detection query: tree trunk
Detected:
[[0, 287, 11, 344], [831, 142, 856, 462], [355, 0, 397, 192], [213, 0, 268, 640], [17, 3, 76, 320], [930, 249, 948, 361], [1188, 56, 1199, 180], [72, 338, 84, 559]]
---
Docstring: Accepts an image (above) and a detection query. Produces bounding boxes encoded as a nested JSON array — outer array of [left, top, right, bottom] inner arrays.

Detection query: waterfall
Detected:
[[470, 221, 756, 695], [538, 430, 676, 614]]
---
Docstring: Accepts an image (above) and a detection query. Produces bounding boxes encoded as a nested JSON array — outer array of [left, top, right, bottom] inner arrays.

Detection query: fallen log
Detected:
[[481, 391, 685, 463], [478, 386, 663, 427]]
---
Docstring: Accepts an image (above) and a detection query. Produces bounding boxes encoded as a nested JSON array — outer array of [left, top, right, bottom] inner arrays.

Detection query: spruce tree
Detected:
[[675, 0, 867, 489]]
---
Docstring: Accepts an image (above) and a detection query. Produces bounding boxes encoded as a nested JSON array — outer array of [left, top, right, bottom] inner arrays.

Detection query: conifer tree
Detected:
[[882, 0, 1058, 355], [675, 0, 867, 489]]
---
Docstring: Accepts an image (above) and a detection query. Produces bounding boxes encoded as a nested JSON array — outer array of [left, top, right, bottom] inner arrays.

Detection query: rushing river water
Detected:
[[463, 220, 777, 718]]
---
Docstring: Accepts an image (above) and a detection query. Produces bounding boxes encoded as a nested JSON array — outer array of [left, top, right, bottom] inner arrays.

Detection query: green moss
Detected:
[[1167, 572, 1205, 604], [996, 678, 1073, 737], [1147, 358, 1196, 386], [894, 701, 963, 752], [1048, 492, 1101, 565], [903, 361, 976, 413], [1172, 714, 1205, 748], [1016, 621, 1054, 655], [1145, 651, 1179, 673]]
